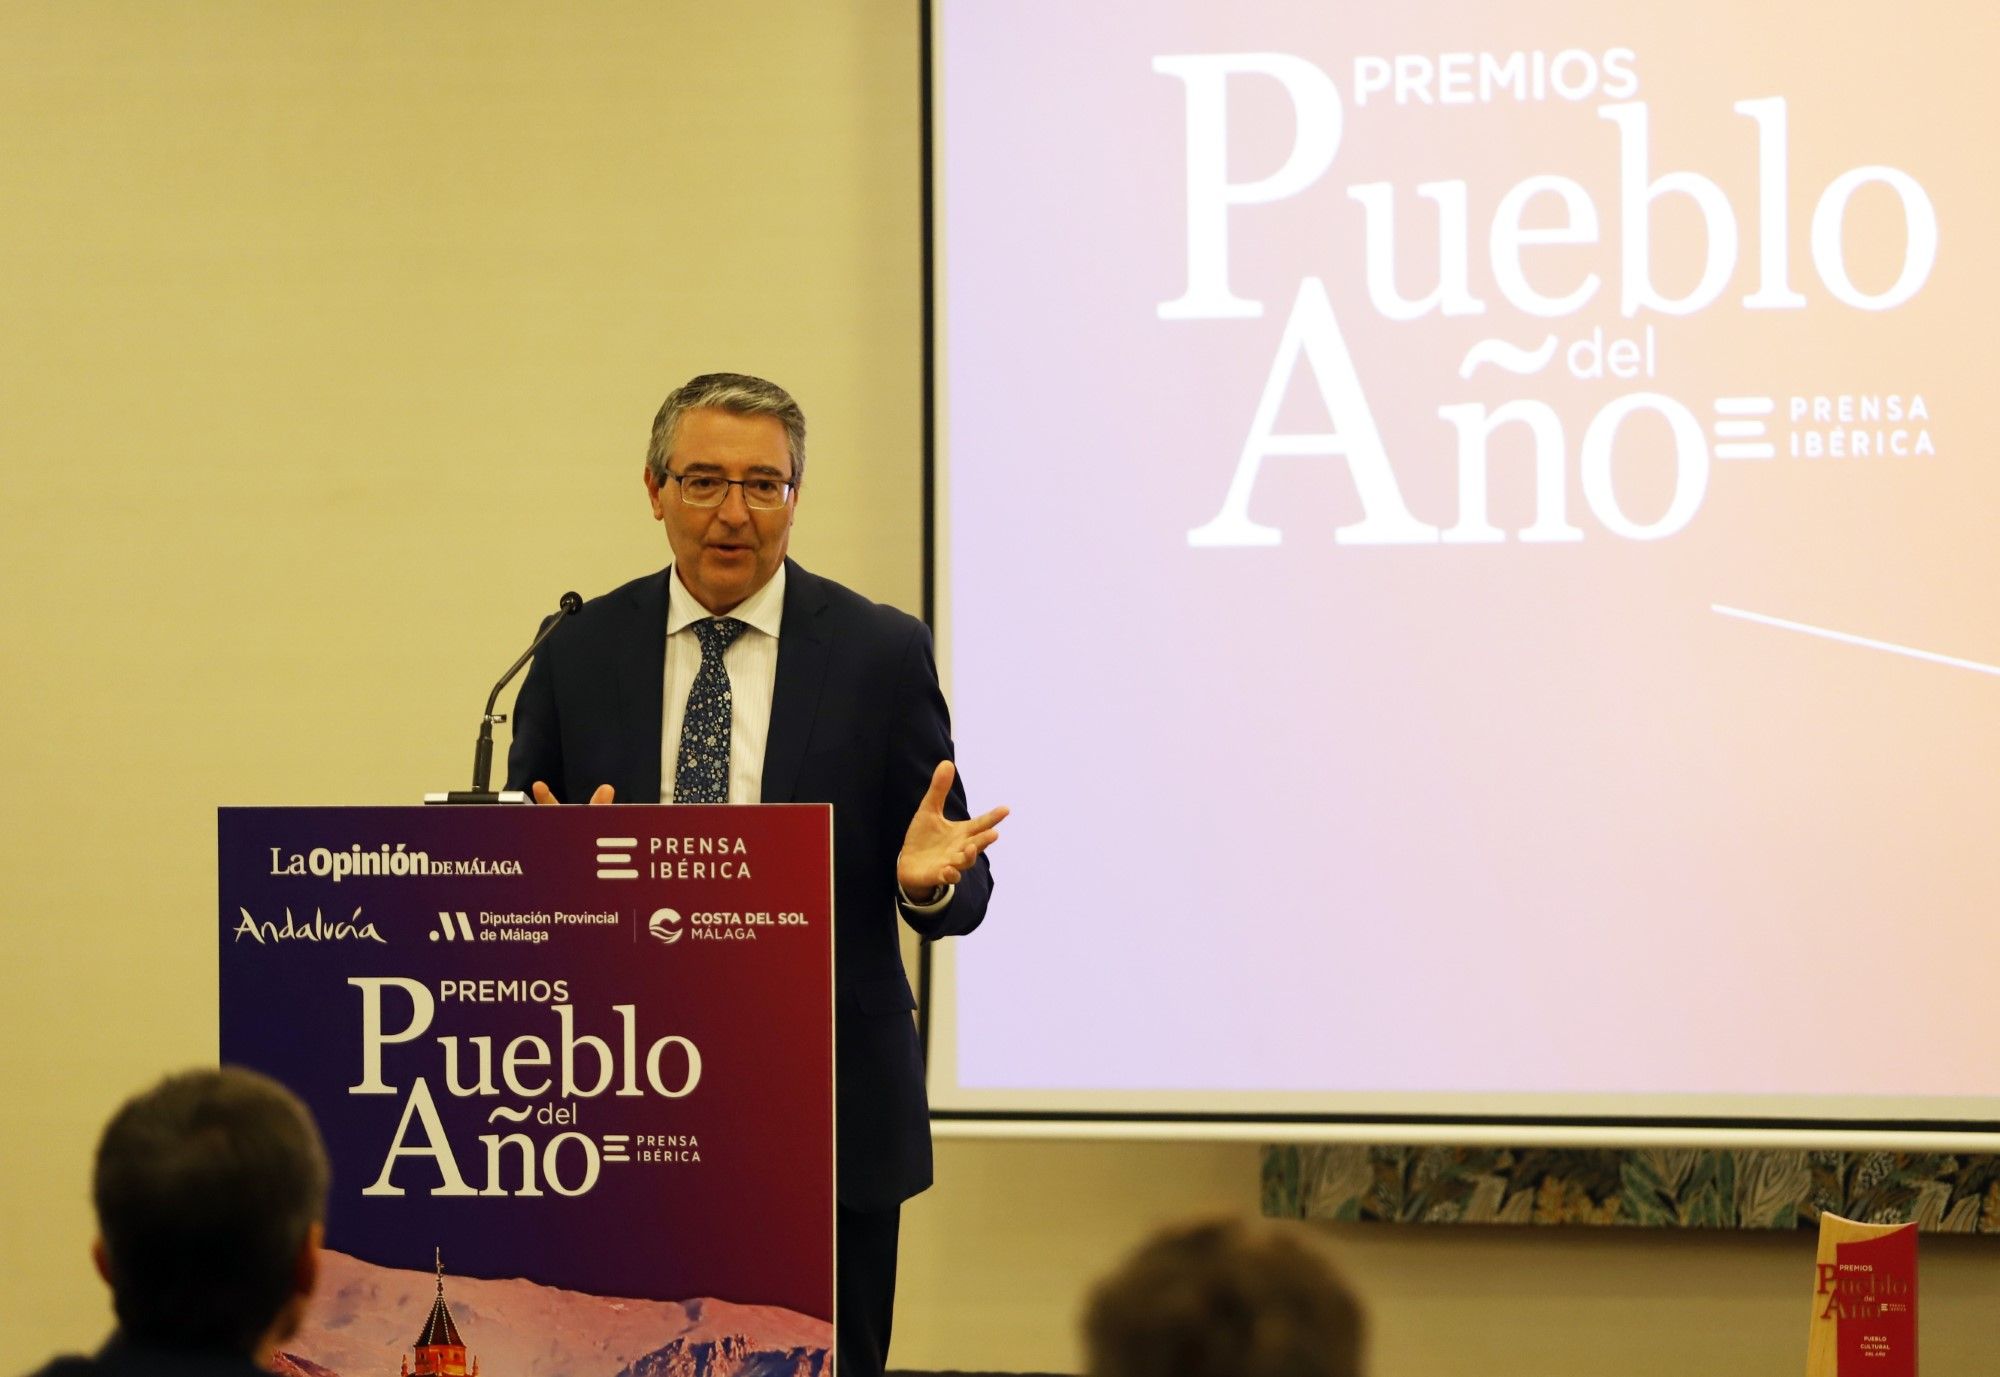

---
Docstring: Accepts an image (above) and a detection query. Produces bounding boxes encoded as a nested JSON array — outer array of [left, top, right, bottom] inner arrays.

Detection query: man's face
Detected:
[[644, 406, 799, 614]]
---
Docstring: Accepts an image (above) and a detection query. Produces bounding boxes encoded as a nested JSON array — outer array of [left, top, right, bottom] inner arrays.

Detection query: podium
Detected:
[[218, 804, 835, 1375]]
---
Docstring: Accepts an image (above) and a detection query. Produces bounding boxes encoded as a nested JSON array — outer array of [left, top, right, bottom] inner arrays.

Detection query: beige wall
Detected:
[[2, 6, 1992, 1374], [902, 1138, 2000, 1374]]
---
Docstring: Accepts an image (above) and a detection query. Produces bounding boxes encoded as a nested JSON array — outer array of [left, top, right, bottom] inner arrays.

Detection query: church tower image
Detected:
[[401, 1250, 480, 1377]]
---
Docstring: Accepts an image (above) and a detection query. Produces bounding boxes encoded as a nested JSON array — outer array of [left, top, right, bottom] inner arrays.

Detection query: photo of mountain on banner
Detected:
[[272, 1250, 828, 1377], [218, 805, 835, 1374]]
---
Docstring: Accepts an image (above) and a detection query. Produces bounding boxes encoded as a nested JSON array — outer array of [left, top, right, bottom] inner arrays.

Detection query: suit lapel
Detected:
[[614, 569, 670, 804], [761, 560, 831, 803]]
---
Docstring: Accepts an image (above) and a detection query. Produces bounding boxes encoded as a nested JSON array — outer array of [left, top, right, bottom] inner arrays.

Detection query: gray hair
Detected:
[[647, 372, 807, 489]]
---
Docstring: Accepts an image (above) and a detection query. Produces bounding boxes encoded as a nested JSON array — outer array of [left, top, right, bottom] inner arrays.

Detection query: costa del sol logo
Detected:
[[647, 908, 685, 945]]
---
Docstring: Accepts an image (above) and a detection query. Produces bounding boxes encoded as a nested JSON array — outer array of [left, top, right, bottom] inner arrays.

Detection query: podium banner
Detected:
[[218, 804, 834, 1377]]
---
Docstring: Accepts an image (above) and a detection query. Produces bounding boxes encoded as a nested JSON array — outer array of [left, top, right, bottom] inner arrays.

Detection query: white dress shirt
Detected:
[[659, 562, 786, 804], [656, 562, 952, 912]]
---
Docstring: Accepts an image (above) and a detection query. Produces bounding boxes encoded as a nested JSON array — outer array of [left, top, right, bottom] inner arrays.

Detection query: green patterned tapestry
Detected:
[[1262, 1146, 2000, 1231]]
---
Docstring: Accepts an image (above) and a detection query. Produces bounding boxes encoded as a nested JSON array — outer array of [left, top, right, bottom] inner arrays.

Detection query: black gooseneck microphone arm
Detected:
[[469, 591, 583, 794]]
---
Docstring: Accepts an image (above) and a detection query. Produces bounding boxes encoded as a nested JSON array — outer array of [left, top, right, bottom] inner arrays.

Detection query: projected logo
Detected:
[[1155, 49, 1939, 552]]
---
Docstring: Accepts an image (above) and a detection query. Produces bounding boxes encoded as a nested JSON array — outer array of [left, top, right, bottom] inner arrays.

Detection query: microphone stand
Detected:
[[426, 592, 582, 804]]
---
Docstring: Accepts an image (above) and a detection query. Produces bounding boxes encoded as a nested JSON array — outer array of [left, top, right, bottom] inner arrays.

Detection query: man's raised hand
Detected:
[[896, 760, 1007, 900]]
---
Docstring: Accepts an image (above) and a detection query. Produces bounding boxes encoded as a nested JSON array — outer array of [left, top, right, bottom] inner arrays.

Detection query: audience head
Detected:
[[90, 1067, 329, 1354], [1083, 1216, 1366, 1377]]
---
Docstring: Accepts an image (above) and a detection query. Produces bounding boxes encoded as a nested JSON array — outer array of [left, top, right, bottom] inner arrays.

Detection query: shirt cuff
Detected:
[[898, 881, 956, 915]]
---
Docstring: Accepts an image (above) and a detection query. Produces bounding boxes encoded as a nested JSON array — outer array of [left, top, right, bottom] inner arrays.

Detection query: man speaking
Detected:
[[506, 372, 1005, 1377]]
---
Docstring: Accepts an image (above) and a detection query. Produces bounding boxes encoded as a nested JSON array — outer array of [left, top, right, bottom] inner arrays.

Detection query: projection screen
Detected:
[[922, 0, 2000, 1140]]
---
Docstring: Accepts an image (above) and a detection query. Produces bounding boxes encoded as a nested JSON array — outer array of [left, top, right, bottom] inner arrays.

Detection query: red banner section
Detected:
[[1806, 1213, 1917, 1377]]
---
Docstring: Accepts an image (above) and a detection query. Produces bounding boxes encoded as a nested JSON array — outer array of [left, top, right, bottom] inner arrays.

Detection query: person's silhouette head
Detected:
[[90, 1067, 329, 1355], [1084, 1217, 1366, 1377]]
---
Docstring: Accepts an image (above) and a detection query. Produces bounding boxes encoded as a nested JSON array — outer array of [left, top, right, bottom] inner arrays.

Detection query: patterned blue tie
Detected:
[[673, 617, 748, 804]]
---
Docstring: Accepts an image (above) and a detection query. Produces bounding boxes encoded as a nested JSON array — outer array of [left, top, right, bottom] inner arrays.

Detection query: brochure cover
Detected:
[[1805, 1211, 1917, 1377]]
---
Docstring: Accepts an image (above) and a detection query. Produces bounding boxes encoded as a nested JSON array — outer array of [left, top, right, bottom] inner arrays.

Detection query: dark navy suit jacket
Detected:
[[505, 559, 991, 1208]]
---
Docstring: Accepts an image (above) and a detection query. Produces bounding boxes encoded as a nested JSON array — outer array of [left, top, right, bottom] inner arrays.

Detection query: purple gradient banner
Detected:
[[219, 805, 833, 1377]]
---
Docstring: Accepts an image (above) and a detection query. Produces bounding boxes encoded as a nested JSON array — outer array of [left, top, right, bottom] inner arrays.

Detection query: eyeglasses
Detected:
[[661, 470, 797, 511]]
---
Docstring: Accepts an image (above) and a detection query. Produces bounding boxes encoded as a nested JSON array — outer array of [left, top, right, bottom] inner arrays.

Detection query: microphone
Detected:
[[427, 592, 582, 805], [472, 591, 582, 791]]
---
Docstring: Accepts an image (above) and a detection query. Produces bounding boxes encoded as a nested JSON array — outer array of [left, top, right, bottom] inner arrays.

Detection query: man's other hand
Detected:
[[897, 761, 1007, 900], [531, 781, 616, 805]]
